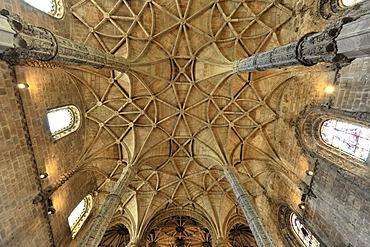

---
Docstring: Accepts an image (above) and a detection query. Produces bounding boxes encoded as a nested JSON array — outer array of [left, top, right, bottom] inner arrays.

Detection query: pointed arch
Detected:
[[278, 206, 324, 247], [46, 105, 81, 141], [290, 213, 320, 247], [297, 107, 370, 169], [321, 119, 370, 161], [24, 0, 65, 19]]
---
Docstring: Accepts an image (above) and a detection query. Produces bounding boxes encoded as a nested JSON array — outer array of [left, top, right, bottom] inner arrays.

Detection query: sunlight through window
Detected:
[[341, 0, 364, 7], [68, 200, 85, 228], [24, 0, 53, 13], [46, 105, 81, 140], [23, 0, 64, 18], [68, 195, 93, 239], [291, 213, 320, 247], [47, 109, 73, 134], [321, 119, 370, 161]]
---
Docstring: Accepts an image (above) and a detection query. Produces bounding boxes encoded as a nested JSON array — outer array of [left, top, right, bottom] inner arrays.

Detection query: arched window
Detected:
[[291, 213, 320, 247], [321, 119, 370, 161], [24, 0, 65, 19], [46, 105, 81, 140], [340, 0, 364, 7], [279, 206, 323, 247], [68, 195, 93, 239]]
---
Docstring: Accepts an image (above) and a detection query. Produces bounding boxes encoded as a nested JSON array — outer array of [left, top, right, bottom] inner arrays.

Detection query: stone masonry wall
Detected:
[[0, 62, 51, 247], [0, 1, 102, 246], [268, 57, 370, 246]]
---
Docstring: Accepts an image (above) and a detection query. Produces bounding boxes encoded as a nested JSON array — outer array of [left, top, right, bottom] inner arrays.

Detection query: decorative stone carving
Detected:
[[295, 106, 370, 190], [233, 15, 364, 73], [79, 165, 135, 247], [224, 167, 275, 247], [0, 9, 128, 70], [32, 166, 82, 204]]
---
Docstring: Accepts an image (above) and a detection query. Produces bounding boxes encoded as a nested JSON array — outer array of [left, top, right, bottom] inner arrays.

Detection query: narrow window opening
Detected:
[[24, 0, 53, 13], [47, 108, 74, 134], [68, 195, 93, 239], [291, 213, 320, 247], [23, 0, 65, 19], [340, 0, 364, 7], [46, 105, 81, 141]]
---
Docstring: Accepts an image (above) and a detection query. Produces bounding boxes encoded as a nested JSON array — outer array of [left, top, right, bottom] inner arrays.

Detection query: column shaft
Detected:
[[336, 14, 370, 59], [0, 9, 127, 70], [79, 166, 135, 247], [224, 167, 275, 247], [234, 16, 364, 73]]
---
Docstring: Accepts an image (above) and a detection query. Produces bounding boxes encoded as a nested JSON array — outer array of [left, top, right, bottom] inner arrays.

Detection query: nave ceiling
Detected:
[[60, 0, 317, 245]]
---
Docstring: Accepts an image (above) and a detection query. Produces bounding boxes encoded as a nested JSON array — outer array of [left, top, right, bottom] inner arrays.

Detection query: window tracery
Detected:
[[291, 213, 320, 247], [297, 107, 370, 169], [321, 119, 370, 161], [68, 195, 93, 239], [24, 0, 65, 19], [46, 105, 81, 140], [279, 206, 323, 247]]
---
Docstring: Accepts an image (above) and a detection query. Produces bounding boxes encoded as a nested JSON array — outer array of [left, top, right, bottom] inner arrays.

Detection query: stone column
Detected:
[[233, 15, 370, 73], [0, 9, 128, 70], [224, 167, 275, 247], [79, 165, 136, 247], [336, 14, 370, 59]]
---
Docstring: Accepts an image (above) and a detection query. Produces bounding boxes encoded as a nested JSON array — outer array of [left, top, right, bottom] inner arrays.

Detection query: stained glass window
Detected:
[[341, 0, 364, 7], [46, 105, 81, 140], [68, 195, 93, 239], [321, 119, 370, 161], [291, 213, 320, 247], [24, 0, 65, 19]]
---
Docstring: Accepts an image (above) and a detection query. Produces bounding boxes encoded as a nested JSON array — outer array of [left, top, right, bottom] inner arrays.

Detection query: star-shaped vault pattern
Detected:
[[69, 0, 297, 244]]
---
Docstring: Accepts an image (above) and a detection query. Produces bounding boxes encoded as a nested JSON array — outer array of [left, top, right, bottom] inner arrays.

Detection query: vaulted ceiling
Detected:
[[66, 0, 299, 245]]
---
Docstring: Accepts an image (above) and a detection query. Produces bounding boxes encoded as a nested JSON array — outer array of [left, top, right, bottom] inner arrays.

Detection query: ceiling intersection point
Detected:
[[69, 0, 297, 242]]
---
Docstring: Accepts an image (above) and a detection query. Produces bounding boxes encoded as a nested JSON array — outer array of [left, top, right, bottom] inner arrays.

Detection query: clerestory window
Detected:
[[291, 213, 320, 247], [24, 0, 65, 19], [46, 105, 81, 141], [340, 0, 364, 7], [321, 119, 370, 162], [68, 195, 93, 239]]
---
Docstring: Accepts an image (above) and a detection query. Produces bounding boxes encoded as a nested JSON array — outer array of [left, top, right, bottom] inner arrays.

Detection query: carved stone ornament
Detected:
[[234, 16, 356, 73], [0, 9, 128, 70]]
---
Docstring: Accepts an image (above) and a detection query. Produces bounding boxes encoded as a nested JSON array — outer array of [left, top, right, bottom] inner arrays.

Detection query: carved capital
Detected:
[[1, 9, 57, 65]]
